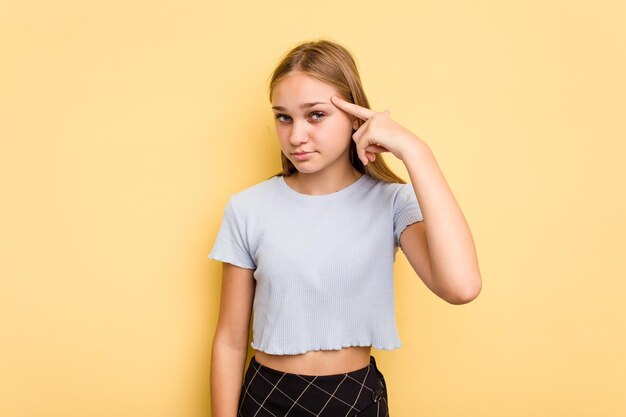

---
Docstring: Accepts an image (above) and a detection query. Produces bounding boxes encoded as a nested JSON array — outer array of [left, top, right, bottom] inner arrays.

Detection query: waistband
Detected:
[[249, 355, 381, 382]]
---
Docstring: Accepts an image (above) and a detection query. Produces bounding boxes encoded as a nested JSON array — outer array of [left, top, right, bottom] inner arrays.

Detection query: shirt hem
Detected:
[[207, 253, 256, 270], [250, 341, 402, 355]]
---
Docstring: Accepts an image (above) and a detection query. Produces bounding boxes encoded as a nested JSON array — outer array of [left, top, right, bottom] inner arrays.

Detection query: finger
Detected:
[[331, 95, 376, 121], [358, 142, 387, 165], [383, 109, 391, 116], [357, 142, 369, 166], [353, 137, 369, 166], [365, 144, 389, 153], [352, 117, 372, 143]]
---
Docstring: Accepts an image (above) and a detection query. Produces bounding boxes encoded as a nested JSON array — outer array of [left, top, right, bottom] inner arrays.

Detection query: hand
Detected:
[[331, 95, 423, 166]]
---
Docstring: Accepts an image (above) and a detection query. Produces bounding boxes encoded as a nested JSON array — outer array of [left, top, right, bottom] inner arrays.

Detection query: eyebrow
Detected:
[[271, 102, 328, 111]]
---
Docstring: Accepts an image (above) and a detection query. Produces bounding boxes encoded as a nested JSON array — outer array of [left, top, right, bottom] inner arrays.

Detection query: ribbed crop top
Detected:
[[208, 174, 424, 355]]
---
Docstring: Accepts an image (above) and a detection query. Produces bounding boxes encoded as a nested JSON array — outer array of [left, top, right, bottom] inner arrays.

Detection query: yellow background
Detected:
[[1, 0, 625, 416]]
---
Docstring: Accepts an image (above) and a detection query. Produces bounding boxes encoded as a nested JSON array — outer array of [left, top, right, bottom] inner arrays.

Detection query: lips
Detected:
[[291, 151, 315, 160]]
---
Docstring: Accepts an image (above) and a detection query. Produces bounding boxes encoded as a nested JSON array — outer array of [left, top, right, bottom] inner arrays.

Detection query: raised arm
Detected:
[[211, 263, 255, 417], [399, 144, 482, 305], [330, 95, 482, 305]]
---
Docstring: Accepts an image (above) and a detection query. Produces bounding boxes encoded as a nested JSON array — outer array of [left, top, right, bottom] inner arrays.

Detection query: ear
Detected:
[[352, 117, 360, 130]]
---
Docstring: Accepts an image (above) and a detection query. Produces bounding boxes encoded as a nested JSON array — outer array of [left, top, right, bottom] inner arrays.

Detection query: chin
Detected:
[[293, 166, 320, 175], [288, 160, 317, 174]]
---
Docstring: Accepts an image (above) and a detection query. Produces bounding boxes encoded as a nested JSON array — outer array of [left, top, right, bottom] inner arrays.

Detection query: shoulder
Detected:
[[361, 175, 412, 200], [225, 176, 282, 213], [216, 177, 280, 228]]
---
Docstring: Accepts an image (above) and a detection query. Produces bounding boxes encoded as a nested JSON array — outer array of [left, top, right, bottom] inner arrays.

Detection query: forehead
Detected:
[[271, 71, 339, 105]]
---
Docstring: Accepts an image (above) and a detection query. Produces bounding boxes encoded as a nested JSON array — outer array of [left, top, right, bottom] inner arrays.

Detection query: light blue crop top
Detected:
[[208, 174, 424, 355]]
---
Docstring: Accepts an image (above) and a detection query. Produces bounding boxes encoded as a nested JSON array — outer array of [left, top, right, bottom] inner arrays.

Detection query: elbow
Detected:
[[443, 274, 482, 305]]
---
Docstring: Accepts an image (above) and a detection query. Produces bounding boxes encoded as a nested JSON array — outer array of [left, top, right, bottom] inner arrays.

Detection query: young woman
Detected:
[[208, 40, 482, 417]]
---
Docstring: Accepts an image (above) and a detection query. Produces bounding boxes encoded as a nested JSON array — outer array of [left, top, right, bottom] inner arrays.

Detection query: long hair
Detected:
[[268, 40, 406, 184]]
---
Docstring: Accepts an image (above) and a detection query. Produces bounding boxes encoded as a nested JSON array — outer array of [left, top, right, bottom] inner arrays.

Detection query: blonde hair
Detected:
[[268, 39, 406, 184]]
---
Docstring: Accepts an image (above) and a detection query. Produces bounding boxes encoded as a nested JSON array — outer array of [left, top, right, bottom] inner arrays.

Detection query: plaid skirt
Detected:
[[237, 355, 389, 417]]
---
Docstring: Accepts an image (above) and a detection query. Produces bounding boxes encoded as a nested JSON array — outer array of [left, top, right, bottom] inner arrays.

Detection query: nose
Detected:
[[288, 120, 309, 146]]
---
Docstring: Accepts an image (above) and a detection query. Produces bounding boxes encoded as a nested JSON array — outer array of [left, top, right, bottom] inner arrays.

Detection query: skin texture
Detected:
[[210, 71, 482, 417], [271, 71, 363, 195], [211, 263, 254, 417]]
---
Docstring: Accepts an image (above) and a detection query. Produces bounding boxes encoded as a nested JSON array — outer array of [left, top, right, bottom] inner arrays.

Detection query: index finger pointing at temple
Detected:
[[331, 96, 375, 120]]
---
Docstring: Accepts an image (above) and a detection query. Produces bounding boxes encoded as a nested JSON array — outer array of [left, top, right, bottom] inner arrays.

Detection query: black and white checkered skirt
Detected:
[[237, 355, 389, 417]]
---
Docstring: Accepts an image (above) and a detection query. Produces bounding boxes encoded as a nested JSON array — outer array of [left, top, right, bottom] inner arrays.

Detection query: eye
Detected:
[[309, 111, 325, 121], [274, 114, 291, 123]]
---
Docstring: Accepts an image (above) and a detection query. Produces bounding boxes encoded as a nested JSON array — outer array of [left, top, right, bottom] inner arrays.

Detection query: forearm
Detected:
[[402, 140, 482, 303], [327, 95, 481, 302], [210, 339, 249, 417]]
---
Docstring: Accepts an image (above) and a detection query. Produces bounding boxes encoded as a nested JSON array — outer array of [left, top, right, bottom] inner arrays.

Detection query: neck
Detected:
[[286, 165, 362, 195]]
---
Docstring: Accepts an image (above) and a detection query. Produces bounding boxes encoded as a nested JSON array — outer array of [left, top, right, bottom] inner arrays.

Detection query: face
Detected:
[[271, 71, 358, 176]]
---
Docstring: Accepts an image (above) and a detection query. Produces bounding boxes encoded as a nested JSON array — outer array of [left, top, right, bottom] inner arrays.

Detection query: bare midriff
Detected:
[[254, 346, 372, 376]]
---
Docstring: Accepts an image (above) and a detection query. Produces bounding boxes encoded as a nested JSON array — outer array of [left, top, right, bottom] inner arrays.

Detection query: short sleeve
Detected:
[[207, 196, 256, 269], [393, 183, 424, 247]]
